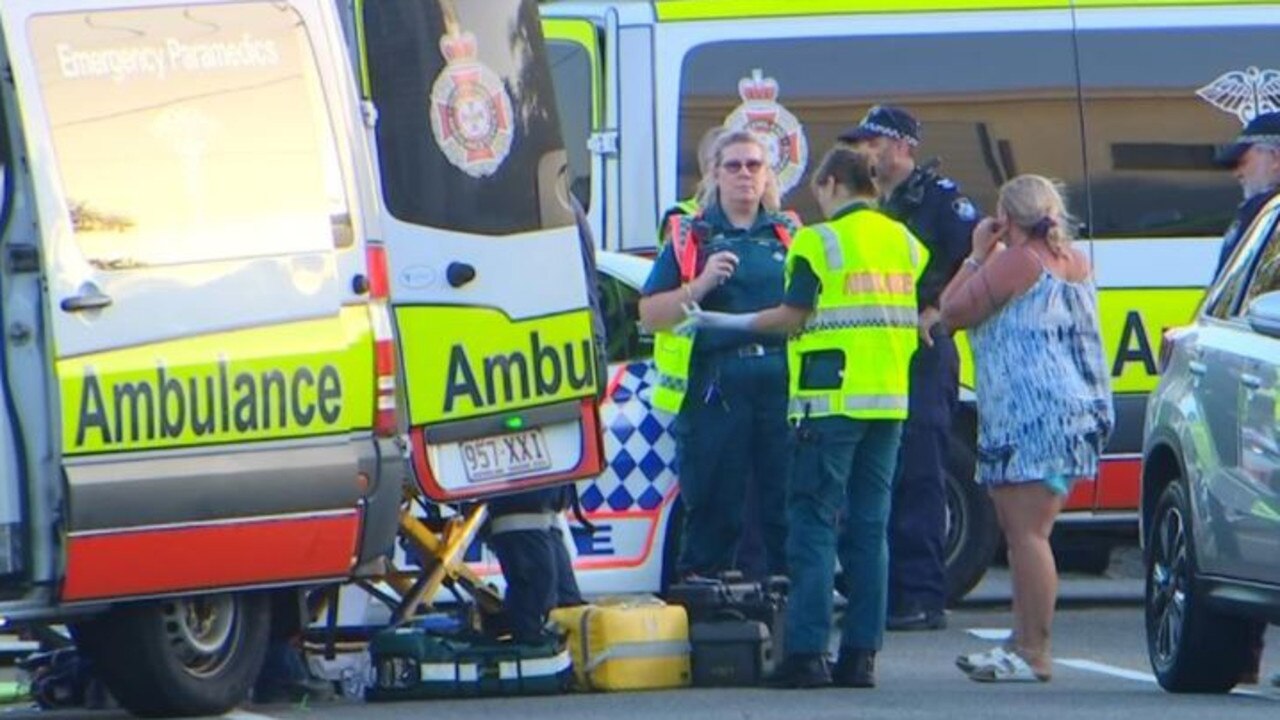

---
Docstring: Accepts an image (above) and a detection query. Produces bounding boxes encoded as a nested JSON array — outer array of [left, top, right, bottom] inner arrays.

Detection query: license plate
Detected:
[[460, 429, 553, 483]]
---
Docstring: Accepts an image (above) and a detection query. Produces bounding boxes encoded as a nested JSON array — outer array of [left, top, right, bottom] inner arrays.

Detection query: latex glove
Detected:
[[684, 305, 757, 332]]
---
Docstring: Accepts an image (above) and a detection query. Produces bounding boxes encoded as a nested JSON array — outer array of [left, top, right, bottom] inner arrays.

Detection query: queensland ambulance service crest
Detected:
[[429, 31, 514, 178], [1196, 66, 1280, 125], [723, 68, 808, 195]]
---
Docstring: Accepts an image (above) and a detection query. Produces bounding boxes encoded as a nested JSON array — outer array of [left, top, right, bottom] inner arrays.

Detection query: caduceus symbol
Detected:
[[1196, 66, 1280, 126]]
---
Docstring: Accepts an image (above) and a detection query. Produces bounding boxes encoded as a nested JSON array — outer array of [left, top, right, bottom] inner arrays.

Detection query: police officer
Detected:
[[840, 106, 978, 631], [639, 130, 799, 581], [687, 147, 927, 688], [487, 485, 584, 644], [1212, 111, 1280, 279]]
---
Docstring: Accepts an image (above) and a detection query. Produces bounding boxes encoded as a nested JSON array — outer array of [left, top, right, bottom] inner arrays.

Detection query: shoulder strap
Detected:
[[668, 214, 702, 283], [772, 210, 802, 249]]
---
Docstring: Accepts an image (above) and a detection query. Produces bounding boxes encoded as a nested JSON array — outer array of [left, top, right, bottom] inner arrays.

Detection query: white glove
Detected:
[[683, 303, 757, 332]]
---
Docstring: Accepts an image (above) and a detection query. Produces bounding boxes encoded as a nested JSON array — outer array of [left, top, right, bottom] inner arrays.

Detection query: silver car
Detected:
[[1142, 193, 1280, 693]]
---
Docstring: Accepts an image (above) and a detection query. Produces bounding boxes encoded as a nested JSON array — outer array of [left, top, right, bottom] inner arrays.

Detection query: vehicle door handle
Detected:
[[1241, 373, 1263, 390], [446, 262, 476, 288], [60, 288, 113, 313], [1188, 360, 1207, 377]]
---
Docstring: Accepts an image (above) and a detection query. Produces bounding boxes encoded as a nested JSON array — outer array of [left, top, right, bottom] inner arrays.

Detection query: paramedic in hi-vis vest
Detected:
[[640, 130, 801, 582], [686, 147, 926, 689], [841, 106, 979, 631]]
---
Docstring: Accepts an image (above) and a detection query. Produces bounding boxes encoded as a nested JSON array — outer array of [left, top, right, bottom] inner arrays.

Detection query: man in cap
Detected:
[[1213, 110, 1280, 278], [839, 105, 979, 631]]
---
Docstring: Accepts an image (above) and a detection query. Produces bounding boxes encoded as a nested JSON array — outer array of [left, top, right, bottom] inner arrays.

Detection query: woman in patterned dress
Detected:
[[927, 175, 1113, 682]]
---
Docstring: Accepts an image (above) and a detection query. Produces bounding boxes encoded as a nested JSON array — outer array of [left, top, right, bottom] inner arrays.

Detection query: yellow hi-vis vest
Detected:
[[785, 207, 928, 422], [651, 211, 800, 415]]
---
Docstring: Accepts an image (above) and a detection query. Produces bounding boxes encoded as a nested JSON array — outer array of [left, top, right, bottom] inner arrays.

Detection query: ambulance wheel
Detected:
[[944, 432, 999, 605], [73, 591, 270, 717]]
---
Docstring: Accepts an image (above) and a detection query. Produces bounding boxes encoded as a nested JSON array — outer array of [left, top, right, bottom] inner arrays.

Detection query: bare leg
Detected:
[[991, 493, 1017, 650], [991, 483, 1064, 677]]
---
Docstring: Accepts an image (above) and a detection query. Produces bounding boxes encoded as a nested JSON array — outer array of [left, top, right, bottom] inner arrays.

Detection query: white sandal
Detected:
[[966, 647, 1051, 683], [955, 646, 1005, 674]]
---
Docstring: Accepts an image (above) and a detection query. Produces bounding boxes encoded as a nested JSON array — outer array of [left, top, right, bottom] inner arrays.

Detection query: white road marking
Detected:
[[1056, 659, 1274, 700], [966, 628, 1012, 641], [1057, 659, 1155, 683], [226, 711, 280, 720]]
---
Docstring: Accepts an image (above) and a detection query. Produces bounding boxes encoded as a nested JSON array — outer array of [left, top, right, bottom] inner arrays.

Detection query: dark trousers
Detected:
[[490, 527, 582, 643], [886, 339, 957, 614], [674, 352, 790, 578], [785, 417, 902, 655], [887, 423, 949, 614]]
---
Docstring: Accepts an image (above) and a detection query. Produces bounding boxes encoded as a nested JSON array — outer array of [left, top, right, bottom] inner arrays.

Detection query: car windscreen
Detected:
[[362, 0, 573, 235]]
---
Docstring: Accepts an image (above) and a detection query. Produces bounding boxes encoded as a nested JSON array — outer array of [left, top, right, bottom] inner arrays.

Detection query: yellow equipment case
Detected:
[[550, 598, 691, 691]]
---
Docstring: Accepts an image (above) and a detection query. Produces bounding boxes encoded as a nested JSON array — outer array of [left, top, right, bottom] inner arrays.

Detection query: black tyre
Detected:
[[660, 498, 685, 593], [74, 592, 270, 717], [1145, 481, 1261, 693], [1054, 539, 1113, 576], [944, 433, 999, 604]]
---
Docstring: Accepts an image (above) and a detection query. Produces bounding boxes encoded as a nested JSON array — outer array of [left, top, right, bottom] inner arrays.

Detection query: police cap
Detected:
[[838, 105, 921, 146], [1214, 111, 1280, 168]]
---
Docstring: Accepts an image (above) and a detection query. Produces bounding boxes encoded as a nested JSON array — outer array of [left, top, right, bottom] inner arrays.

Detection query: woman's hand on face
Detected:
[[693, 251, 739, 294], [971, 218, 1005, 261]]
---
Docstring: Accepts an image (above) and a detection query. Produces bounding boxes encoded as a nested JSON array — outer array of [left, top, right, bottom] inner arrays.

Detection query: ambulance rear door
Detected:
[[358, 0, 605, 502], [5, 0, 371, 601]]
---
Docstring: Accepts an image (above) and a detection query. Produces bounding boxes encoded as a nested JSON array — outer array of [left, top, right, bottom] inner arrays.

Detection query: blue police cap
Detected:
[[838, 105, 921, 146], [1214, 111, 1280, 168]]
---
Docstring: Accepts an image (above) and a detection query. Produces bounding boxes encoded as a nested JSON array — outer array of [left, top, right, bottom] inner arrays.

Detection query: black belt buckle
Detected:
[[737, 343, 767, 358]]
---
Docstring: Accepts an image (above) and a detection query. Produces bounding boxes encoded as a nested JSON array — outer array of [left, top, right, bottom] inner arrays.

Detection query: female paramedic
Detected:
[[639, 130, 800, 581]]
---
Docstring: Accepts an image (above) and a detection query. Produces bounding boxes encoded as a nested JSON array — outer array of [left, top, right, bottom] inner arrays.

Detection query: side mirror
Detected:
[[1245, 291, 1280, 339]]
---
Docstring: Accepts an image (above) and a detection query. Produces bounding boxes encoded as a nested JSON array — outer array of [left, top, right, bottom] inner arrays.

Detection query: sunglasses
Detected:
[[721, 159, 765, 175]]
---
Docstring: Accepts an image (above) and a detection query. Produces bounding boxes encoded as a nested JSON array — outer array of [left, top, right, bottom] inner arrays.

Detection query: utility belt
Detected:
[[700, 342, 785, 362], [489, 512, 558, 535]]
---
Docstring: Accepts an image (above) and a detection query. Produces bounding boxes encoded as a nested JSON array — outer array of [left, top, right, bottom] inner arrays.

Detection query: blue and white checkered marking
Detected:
[[579, 361, 678, 512]]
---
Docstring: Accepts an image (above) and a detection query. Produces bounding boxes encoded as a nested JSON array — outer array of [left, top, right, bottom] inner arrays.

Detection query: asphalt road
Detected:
[[10, 549, 1280, 720]]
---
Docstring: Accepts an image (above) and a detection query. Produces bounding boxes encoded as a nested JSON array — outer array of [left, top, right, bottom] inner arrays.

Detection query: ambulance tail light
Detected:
[[367, 244, 398, 437]]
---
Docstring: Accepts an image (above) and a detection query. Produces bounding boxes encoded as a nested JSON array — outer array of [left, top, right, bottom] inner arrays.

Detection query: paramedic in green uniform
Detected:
[[639, 130, 799, 580]]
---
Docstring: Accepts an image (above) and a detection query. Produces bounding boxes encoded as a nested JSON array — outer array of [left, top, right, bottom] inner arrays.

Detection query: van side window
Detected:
[[1205, 210, 1277, 319], [1075, 21, 1276, 239], [1240, 222, 1280, 311], [29, 4, 351, 269], [547, 38, 593, 212], [676, 25, 1081, 223]]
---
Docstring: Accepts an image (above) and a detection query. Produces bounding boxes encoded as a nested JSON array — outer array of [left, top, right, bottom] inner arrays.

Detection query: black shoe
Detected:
[[886, 608, 947, 631], [767, 653, 832, 689], [833, 649, 876, 688]]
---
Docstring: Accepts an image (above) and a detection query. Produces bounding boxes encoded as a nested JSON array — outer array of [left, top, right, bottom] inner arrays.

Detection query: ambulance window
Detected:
[[1240, 223, 1280, 311], [29, 4, 352, 269], [596, 272, 648, 363], [1076, 23, 1277, 239], [362, 0, 574, 235], [675, 27, 1083, 224], [547, 38, 593, 211]]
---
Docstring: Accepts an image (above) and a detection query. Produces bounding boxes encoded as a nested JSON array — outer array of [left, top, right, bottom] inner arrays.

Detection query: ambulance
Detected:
[[539, 0, 1280, 599], [0, 0, 601, 716]]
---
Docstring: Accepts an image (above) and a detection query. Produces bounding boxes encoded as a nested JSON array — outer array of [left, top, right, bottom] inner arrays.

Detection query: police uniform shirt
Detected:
[[1216, 186, 1280, 278], [881, 166, 979, 310], [643, 203, 790, 353]]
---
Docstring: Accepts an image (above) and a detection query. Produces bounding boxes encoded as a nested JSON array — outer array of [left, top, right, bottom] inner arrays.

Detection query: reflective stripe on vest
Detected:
[[788, 394, 911, 417], [651, 211, 799, 415], [804, 305, 918, 332]]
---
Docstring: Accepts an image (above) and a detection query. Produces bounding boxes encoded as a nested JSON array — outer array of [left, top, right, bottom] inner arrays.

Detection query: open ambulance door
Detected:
[[356, 0, 605, 502]]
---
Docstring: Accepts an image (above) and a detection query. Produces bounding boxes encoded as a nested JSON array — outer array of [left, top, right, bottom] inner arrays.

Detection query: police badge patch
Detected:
[[953, 197, 978, 221], [429, 31, 514, 179], [723, 68, 809, 196]]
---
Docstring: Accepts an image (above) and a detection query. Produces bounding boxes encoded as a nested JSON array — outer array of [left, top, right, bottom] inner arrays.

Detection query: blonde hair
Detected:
[[696, 130, 781, 212], [998, 174, 1075, 257]]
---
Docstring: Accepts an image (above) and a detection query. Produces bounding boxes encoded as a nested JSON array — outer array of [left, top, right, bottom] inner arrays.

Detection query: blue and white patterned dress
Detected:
[[968, 267, 1114, 488]]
